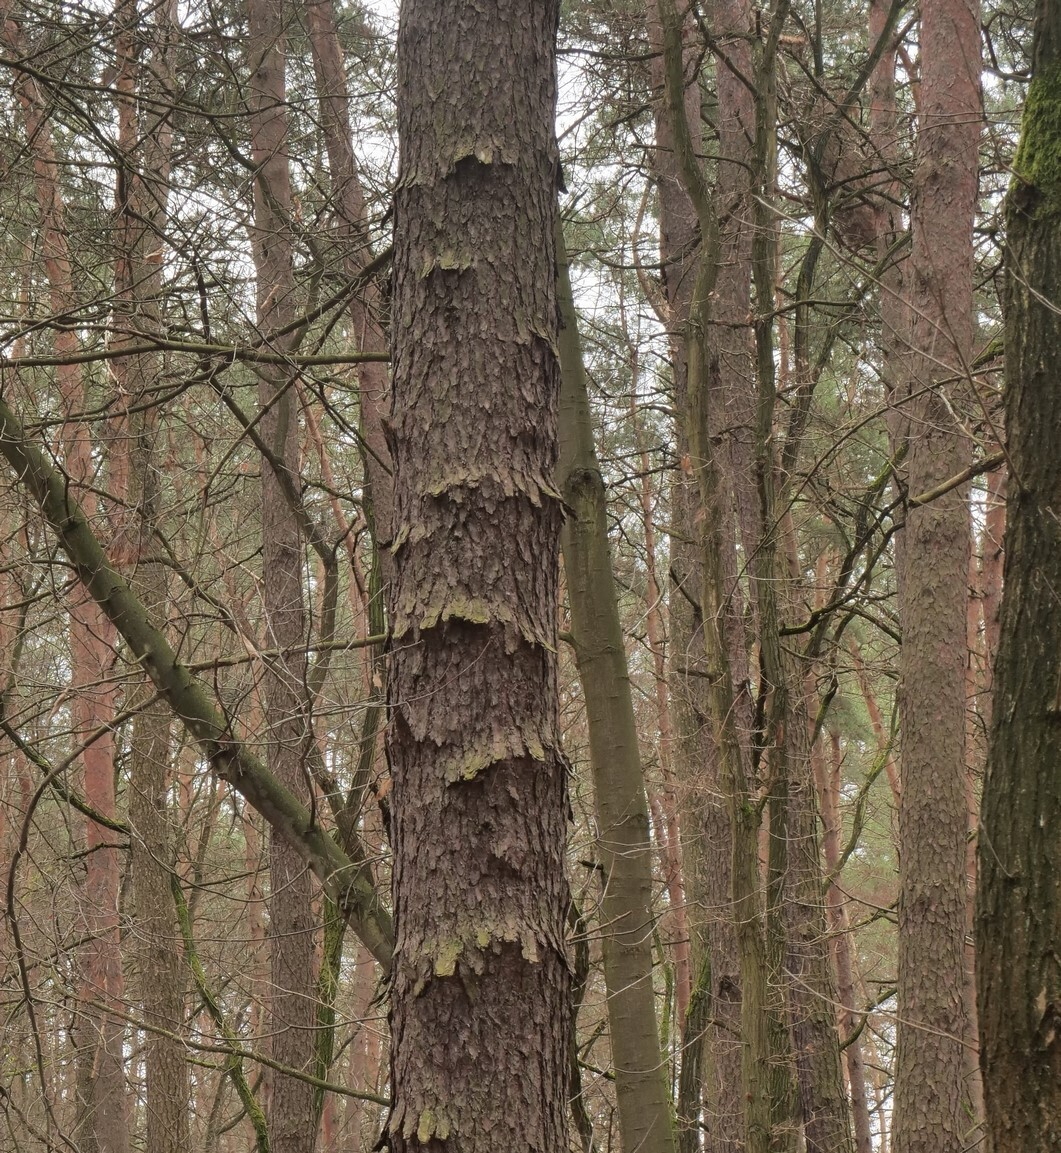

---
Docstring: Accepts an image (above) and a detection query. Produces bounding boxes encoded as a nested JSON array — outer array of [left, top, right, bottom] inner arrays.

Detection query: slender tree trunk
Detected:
[[891, 0, 980, 1150], [629, 387, 690, 1027], [384, 4, 570, 1151], [977, 5, 1061, 1147], [245, 1, 318, 1147], [110, 2, 190, 1150], [0, 11, 129, 1148], [816, 734, 873, 1153], [649, 5, 746, 1147], [780, 699, 853, 1153], [302, 0, 393, 553], [557, 228, 677, 1153]]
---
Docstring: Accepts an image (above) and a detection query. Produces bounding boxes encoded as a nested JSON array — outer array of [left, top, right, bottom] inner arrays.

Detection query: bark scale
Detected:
[[384, 4, 570, 1151]]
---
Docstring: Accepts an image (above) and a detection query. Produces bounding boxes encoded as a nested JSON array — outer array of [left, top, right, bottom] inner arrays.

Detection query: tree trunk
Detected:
[[649, 4, 748, 1147], [557, 228, 677, 1153], [891, 0, 980, 1150], [245, 1, 318, 1147], [302, 0, 394, 553], [111, 1, 190, 1149], [0, 10, 130, 1147], [384, 4, 570, 1152], [977, 4, 1061, 1147]]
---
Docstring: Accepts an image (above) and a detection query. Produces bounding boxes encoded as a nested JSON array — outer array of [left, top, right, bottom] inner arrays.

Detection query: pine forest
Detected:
[[0, 0, 1057, 1151]]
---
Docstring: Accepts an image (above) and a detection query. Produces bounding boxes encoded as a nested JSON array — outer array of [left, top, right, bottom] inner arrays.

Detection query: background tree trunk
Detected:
[[111, 1, 190, 1149], [558, 228, 677, 1153], [245, 1, 318, 1147], [892, 1, 980, 1150]]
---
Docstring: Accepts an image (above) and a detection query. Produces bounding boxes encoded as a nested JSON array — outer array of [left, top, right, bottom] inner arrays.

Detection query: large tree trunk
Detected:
[[977, 4, 1061, 1147], [891, 1, 980, 1151], [557, 229, 677, 1153], [245, 1, 318, 1148], [383, 4, 570, 1152]]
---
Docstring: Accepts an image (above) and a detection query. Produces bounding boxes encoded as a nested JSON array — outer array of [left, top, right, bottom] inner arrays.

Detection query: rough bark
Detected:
[[383, 4, 570, 1152], [977, 5, 1061, 1147], [244, 0, 318, 1146], [891, 0, 980, 1150], [557, 229, 677, 1153]]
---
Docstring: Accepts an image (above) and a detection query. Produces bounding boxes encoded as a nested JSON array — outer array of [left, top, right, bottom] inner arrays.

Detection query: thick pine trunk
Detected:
[[977, 4, 1061, 1147], [384, 4, 570, 1151]]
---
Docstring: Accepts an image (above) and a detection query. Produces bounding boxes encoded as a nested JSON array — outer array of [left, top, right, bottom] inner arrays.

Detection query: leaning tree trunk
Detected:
[[557, 229, 677, 1153], [383, 4, 570, 1152], [891, 1, 980, 1151], [977, 4, 1061, 1148]]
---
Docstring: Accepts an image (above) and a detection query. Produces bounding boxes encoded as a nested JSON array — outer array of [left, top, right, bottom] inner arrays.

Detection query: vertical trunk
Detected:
[[649, 4, 748, 1147], [817, 734, 873, 1153], [557, 229, 677, 1153], [868, 0, 907, 481], [0, 11, 129, 1149], [657, 3, 792, 1144], [245, 0, 317, 1148], [977, 5, 1061, 1147], [301, 0, 393, 552], [630, 390, 690, 1028], [962, 551, 986, 1146], [111, 2, 190, 1150], [891, 1, 980, 1150], [780, 704, 853, 1153], [384, 4, 570, 1152], [979, 466, 1005, 683]]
